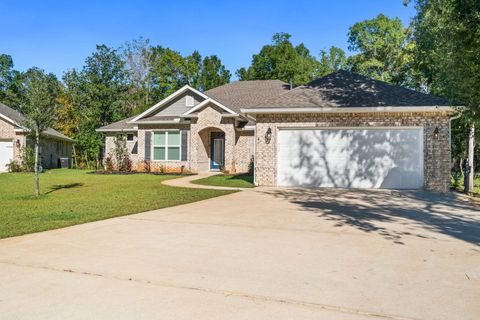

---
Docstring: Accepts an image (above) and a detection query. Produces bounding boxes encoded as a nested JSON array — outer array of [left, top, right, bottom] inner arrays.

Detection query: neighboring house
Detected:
[[97, 71, 455, 192], [0, 103, 75, 172]]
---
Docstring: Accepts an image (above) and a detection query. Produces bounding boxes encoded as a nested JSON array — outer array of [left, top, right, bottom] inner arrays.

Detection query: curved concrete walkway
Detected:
[[161, 172, 253, 191]]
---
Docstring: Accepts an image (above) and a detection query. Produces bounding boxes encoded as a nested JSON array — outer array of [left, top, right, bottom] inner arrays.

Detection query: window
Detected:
[[153, 131, 181, 161], [185, 95, 194, 107], [127, 133, 134, 141]]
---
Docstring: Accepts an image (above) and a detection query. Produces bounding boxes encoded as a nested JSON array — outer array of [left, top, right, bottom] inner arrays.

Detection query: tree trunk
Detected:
[[34, 132, 40, 197], [72, 145, 78, 168], [467, 123, 475, 192]]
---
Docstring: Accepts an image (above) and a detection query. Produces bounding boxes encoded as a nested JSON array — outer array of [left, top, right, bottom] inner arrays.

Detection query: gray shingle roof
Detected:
[[204, 80, 289, 113], [246, 70, 450, 109], [0, 102, 74, 142], [96, 116, 137, 131]]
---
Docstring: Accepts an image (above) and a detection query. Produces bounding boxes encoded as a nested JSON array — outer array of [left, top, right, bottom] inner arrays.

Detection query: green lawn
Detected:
[[192, 174, 255, 188], [0, 170, 235, 239]]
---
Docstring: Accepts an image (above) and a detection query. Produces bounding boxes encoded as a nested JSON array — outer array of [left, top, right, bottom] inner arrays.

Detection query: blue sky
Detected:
[[1, 1, 416, 79]]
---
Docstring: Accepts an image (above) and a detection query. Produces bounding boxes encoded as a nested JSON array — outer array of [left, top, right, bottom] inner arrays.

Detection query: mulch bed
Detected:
[[88, 170, 195, 176]]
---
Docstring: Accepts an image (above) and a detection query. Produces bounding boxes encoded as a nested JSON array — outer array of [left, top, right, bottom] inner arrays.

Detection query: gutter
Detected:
[[241, 106, 456, 114], [14, 127, 75, 143], [95, 128, 138, 133]]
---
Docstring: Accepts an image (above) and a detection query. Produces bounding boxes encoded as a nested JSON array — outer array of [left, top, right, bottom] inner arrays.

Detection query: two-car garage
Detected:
[[243, 71, 453, 192], [277, 127, 424, 189]]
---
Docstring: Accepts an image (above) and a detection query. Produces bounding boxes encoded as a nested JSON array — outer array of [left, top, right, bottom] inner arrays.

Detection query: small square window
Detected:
[[127, 134, 134, 141], [185, 95, 194, 107]]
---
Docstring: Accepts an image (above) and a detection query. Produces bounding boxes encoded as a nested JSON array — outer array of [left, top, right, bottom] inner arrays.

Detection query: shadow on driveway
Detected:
[[262, 188, 480, 246]]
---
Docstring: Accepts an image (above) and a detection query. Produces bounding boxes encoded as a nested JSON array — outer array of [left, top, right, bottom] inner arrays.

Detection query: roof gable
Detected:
[[182, 98, 238, 116], [131, 85, 209, 122]]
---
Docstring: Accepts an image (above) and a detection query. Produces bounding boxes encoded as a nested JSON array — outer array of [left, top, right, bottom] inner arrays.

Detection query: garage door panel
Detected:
[[277, 128, 423, 189], [0, 141, 14, 172]]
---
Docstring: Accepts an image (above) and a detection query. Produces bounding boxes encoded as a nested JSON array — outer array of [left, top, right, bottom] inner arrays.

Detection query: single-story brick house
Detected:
[[0, 103, 74, 172], [97, 71, 455, 192]]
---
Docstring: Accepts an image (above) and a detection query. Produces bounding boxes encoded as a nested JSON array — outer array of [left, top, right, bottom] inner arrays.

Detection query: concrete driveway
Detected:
[[0, 188, 479, 320]]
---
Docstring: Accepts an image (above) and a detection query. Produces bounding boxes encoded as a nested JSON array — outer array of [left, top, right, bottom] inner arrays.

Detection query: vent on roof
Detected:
[[186, 95, 194, 107]]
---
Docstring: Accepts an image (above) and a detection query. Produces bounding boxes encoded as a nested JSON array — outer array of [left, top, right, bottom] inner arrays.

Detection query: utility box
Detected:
[[59, 158, 70, 169]]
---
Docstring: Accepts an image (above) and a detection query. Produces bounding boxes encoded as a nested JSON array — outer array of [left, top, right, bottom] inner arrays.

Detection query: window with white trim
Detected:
[[185, 95, 194, 107], [153, 131, 181, 161]]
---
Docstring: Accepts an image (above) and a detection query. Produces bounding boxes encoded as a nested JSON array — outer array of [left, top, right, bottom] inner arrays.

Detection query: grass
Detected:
[[0, 169, 235, 239], [192, 174, 255, 188], [451, 174, 480, 196]]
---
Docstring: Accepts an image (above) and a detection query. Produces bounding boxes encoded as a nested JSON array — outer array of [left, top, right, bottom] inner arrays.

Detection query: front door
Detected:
[[210, 132, 225, 170]]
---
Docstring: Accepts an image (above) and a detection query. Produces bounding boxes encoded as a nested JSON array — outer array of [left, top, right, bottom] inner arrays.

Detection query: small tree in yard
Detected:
[[21, 68, 59, 196], [113, 134, 130, 171]]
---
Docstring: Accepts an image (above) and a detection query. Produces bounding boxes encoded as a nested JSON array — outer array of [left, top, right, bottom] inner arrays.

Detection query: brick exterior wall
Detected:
[[104, 133, 139, 167], [0, 117, 26, 162], [254, 112, 452, 192], [1, 117, 72, 169], [104, 104, 254, 174]]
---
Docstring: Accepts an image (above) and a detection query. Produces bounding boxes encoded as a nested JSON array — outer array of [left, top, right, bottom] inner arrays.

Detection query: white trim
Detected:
[[185, 95, 194, 107], [130, 85, 209, 122], [277, 125, 423, 131], [152, 130, 182, 162], [0, 113, 23, 128], [238, 125, 255, 132], [134, 119, 182, 125], [182, 98, 238, 116], [241, 106, 455, 114], [253, 126, 257, 186], [12, 126, 74, 143], [96, 128, 138, 133]]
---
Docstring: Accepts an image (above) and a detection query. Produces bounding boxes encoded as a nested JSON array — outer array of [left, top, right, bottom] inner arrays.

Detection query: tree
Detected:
[[408, 0, 480, 192], [121, 37, 153, 113], [198, 55, 231, 91], [0, 54, 24, 109], [147, 46, 231, 96], [20, 68, 59, 196], [61, 45, 128, 167], [236, 33, 319, 86], [347, 14, 411, 84], [148, 46, 188, 100], [318, 46, 348, 76]]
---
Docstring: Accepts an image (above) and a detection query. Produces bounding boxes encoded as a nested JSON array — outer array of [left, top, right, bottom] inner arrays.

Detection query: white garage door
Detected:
[[277, 128, 423, 189], [0, 141, 14, 172]]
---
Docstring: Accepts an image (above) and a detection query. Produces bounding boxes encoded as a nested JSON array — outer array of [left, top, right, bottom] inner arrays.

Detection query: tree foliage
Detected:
[[237, 33, 320, 86], [20, 67, 59, 196], [318, 46, 348, 76], [407, 0, 480, 180], [347, 14, 411, 85]]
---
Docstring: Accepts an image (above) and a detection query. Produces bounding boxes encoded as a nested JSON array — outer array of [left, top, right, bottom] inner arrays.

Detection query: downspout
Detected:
[[449, 111, 462, 153], [253, 125, 257, 186]]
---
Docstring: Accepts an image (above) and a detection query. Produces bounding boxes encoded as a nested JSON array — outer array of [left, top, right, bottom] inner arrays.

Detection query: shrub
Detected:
[[119, 155, 132, 172], [113, 134, 129, 170], [6, 160, 23, 172], [21, 146, 35, 172], [105, 155, 114, 172], [143, 160, 151, 173]]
